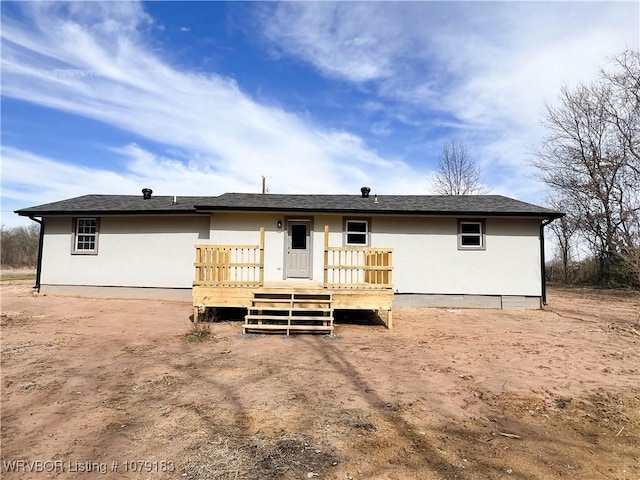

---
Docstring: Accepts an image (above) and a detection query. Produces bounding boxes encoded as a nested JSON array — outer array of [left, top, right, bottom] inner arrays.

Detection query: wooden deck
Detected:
[[193, 283, 393, 309], [192, 226, 394, 330]]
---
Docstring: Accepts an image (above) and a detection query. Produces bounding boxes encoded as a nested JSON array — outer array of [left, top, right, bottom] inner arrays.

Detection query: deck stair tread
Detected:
[[249, 307, 333, 315], [243, 325, 334, 332], [250, 300, 331, 304], [255, 290, 330, 293], [245, 314, 332, 321], [243, 290, 334, 335]]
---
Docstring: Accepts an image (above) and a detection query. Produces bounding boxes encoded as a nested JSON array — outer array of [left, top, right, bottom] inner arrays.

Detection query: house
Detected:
[[16, 188, 562, 333]]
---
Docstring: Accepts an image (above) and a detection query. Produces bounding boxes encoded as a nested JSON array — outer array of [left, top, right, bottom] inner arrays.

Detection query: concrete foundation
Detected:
[[393, 293, 541, 310]]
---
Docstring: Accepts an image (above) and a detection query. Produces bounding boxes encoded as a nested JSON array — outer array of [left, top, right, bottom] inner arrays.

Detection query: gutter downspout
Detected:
[[540, 218, 553, 306], [29, 216, 44, 293]]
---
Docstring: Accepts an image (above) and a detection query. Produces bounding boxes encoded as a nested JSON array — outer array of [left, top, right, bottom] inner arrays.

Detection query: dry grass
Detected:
[[184, 321, 213, 343], [550, 284, 640, 300], [182, 433, 338, 480], [0, 271, 35, 282]]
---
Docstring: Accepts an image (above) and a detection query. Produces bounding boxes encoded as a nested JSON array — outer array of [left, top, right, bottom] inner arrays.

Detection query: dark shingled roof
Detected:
[[15, 195, 213, 216], [197, 193, 562, 217], [16, 193, 563, 218]]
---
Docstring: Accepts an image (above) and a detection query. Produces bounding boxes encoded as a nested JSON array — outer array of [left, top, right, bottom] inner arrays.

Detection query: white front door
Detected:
[[286, 220, 311, 278]]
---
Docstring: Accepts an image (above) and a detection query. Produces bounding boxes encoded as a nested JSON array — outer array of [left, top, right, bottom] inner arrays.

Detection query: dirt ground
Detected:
[[1, 282, 638, 480]]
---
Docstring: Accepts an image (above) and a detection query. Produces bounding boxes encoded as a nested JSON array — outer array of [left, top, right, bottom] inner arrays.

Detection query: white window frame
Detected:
[[344, 219, 370, 246], [72, 217, 99, 255], [458, 220, 485, 250]]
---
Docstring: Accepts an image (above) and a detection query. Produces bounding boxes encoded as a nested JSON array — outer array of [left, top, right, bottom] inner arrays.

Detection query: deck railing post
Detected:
[[324, 225, 329, 288], [195, 246, 201, 283], [259, 227, 265, 286]]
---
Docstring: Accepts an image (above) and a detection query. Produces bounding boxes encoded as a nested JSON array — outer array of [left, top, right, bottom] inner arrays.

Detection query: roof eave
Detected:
[[194, 205, 564, 218], [15, 209, 201, 217]]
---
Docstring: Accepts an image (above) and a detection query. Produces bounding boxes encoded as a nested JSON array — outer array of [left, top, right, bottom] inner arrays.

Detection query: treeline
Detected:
[[545, 257, 637, 287], [535, 50, 640, 289], [1, 223, 40, 269]]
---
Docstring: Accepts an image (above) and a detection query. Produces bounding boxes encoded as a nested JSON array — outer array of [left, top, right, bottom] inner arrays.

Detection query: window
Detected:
[[73, 218, 99, 254], [345, 219, 369, 246], [458, 220, 485, 250]]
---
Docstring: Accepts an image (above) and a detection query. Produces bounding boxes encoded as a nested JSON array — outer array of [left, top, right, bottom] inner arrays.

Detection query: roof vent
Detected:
[[142, 188, 153, 200], [360, 187, 371, 198]]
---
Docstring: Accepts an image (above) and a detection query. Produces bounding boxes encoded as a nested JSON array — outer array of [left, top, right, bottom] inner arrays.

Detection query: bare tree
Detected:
[[546, 195, 580, 283], [601, 50, 640, 173], [0, 223, 40, 268], [432, 140, 487, 195], [534, 51, 640, 286], [601, 50, 640, 285]]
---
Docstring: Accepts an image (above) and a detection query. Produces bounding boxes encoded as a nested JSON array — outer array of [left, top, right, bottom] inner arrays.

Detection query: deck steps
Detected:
[[243, 291, 334, 335]]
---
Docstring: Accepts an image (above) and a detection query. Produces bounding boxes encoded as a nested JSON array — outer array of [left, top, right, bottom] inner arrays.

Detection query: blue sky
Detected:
[[1, 1, 638, 227]]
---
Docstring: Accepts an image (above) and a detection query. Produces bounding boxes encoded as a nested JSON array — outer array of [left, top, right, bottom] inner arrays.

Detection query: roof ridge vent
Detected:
[[360, 187, 371, 198], [142, 188, 153, 200]]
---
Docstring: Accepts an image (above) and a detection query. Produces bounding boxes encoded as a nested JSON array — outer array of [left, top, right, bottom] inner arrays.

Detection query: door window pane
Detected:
[[291, 224, 307, 249]]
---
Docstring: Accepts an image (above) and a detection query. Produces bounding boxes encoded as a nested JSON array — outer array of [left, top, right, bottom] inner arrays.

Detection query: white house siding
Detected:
[[207, 213, 541, 297], [371, 216, 541, 296], [38, 212, 543, 303], [41, 215, 209, 288]]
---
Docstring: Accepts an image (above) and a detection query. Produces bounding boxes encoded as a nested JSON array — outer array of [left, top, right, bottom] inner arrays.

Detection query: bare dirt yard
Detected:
[[1, 282, 639, 480]]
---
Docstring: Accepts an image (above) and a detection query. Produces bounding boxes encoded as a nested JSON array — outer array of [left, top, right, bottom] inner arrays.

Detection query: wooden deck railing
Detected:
[[194, 226, 391, 290], [194, 228, 264, 287], [323, 226, 393, 289]]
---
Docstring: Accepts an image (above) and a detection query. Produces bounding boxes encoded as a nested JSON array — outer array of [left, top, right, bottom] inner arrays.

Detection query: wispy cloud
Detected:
[[258, 2, 410, 83], [259, 3, 637, 115], [256, 1, 638, 188], [1, 144, 250, 202], [1, 1, 429, 226]]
